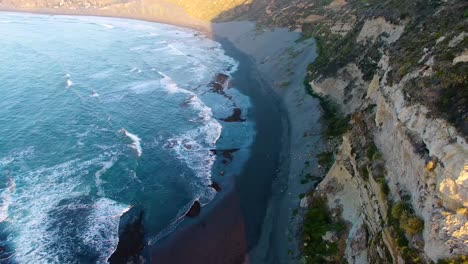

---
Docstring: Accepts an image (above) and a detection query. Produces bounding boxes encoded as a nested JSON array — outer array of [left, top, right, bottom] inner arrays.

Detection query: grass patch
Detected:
[[318, 151, 334, 170], [388, 201, 425, 263], [304, 75, 350, 138], [302, 197, 346, 263], [438, 255, 468, 264], [367, 142, 379, 160]]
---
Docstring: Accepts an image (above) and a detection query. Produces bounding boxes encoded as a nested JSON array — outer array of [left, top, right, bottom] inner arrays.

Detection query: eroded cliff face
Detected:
[[303, 1, 467, 262]]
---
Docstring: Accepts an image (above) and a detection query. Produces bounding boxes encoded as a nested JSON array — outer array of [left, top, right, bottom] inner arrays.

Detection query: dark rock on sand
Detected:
[[209, 148, 240, 162], [220, 108, 246, 122], [186, 201, 201, 217], [209, 182, 222, 192], [108, 206, 145, 264], [208, 73, 232, 95], [214, 73, 230, 86]]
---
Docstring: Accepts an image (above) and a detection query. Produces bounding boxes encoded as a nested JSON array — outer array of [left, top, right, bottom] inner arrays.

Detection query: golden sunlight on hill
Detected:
[[165, 0, 252, 20]]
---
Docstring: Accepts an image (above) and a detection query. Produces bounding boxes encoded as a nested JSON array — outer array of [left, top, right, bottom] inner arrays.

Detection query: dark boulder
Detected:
[[220, 108, 246, 122], [108, 206, 145, 264], [186, 201, 201, 217], [209, 182, 222, 192]]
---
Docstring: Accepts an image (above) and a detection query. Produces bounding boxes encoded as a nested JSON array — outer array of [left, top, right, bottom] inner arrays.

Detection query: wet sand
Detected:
[[148, 34, 289, 263]]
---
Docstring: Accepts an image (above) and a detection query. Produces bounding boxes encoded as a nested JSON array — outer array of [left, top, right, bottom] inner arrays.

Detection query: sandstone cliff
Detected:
[[298, 1, 467, 263]]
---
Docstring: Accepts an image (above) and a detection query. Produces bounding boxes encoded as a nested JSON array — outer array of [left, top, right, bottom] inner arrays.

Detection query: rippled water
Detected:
[[0, 12, 254, 263]]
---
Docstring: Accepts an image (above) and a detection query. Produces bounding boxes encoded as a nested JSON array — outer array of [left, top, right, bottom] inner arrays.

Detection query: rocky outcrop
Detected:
[[186, 200, 201, 217]]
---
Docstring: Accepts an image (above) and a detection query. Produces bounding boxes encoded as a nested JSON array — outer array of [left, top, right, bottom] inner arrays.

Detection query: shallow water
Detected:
[[0, 12, 254, 263]]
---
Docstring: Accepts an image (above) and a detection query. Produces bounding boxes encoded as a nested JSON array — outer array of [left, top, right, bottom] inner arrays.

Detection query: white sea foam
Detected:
[[158, 74, 221, 203], [9, 159, 94, 262], [158, 72, 183, 94], [90, 69, 113, 79], [8, 157, 127, 263], [80, 198, 130, 263], [119, 128, 143, 157], [99, 23, 115, 29], [66, 78, 73, 88], [0, 147, 35, 167], [148, 199, 197, 245], [129, 45, 149, 51], [0, 178, 15, 222], [95, 155, 118, 196], [0, 156, 14, 167], [128, 80, 159, 94], [129, 67, 142, 73]]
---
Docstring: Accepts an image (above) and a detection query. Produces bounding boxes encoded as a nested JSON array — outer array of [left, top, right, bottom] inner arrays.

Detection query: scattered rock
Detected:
[[0, 246, 5, 254], [208, 73, 231, 94], [210, 148, 240, 162], [108, 206, 145, 263], [209, 182, 222, 192], [186, 201, 201, 217], [300, 196, 310, 208], [220, 108, 246, 122], [322, 231, 339, 243]]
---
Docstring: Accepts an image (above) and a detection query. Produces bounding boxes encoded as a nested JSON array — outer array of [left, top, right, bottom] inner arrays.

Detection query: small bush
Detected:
[[390, 201, 424, 242], [318, 151, 334, 170], [302, 197, 345, 263], [438, 255, 468, 264], [367, 142, 379, 160], [376, 177, 390, 197], [401, 216, 424, 236], [360, 165, 369, 181], [391, 201, 408, 219]]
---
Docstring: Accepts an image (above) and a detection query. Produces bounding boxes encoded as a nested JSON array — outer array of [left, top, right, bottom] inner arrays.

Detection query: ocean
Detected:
[[0, 12, 254, 263]]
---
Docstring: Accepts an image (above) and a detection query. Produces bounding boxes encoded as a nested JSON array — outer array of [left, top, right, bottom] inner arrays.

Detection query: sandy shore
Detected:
[[213, 22, 322, 263], [150, 21, 321, 264], [0, 9, 321, 263]]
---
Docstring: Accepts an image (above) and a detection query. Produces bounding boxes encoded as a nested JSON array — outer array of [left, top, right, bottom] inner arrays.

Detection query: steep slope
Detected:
[[293, 0, 467, 263]]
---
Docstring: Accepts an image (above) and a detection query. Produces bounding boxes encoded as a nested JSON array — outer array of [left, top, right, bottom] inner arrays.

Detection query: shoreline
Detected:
[[0, 6, 211, 34], [148, 31, 290, 263]]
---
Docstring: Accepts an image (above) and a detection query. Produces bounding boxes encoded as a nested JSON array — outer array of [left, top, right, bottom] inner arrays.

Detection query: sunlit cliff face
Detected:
[[165, 0, 253, 20], [439, 162, 468, 208], [0, 0, 253, 21]]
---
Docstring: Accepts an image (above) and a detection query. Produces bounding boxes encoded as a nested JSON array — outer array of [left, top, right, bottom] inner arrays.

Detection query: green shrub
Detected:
[[318, 151, 334, 170], [376, 177, 390, 197], [360, 165, 369, 181], [302, 197, 345, 263], [391, 201, 424, 236], [303, 75, 350, 138], [401, 216, 424, 236], [391, 201, 408, 219], [367, 142, 379, 160], [438, 255, 468, 264]]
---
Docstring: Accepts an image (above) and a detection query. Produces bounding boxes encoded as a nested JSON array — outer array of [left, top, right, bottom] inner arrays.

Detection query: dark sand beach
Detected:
[[147, 36, 289, 264]]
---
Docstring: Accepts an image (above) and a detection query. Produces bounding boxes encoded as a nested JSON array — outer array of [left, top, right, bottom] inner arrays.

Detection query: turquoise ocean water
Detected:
[[0, 12, 254, 263]]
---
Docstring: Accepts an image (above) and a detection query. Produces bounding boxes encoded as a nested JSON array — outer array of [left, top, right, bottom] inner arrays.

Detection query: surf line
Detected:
[[119, 128, 143, 158]]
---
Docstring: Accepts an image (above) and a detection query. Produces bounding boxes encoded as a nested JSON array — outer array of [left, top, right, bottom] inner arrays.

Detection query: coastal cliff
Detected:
[[297, 1, 467, 263], [1, 0, 466, 263]]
